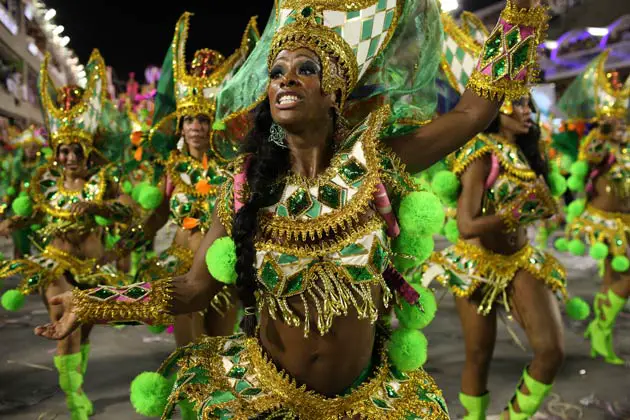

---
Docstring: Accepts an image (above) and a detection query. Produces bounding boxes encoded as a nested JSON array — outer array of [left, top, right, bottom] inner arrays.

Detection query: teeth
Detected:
[[279, 95, 299, 104]]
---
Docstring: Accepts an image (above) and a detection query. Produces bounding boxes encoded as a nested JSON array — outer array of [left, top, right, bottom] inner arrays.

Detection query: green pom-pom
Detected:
[[398, 191, 445, 236], [589, 243, 609, 260], [568, 239, 586, 256], [393, 232, 434, 271], [567, 200, 585, 218], [147, 325, 166, 334], [554, 238, 569, 252], [443, 219, 459, 243], [388, 328, 428, 372], [94, 215, 111, 226], [611, 255, 630, 273], [570, 161, 589, 178], [130, 372, 174, 417], [549, 172, 567, 197], [6, 186, 16, 196], [430, 171, 460, 204], [11, 196, 33, 217], [1, 289, 25, 311], [565, 297, 590, 321], [138, 186, 163, 211], [412, 271, 423, 283], [122, 180, 133, 194], [42, 147, 53, 158], [205, 237, 237, 284], [395, 284, 437, 330], [131, 182, 148, 202], [567, 175, 585, 192]]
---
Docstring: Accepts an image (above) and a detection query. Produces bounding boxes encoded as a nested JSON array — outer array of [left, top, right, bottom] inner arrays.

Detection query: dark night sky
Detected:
[[43, 0, 496, 85]]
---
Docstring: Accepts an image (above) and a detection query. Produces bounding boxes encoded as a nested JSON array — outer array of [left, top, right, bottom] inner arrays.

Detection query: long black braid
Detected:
[[232, 98, 291, 336]]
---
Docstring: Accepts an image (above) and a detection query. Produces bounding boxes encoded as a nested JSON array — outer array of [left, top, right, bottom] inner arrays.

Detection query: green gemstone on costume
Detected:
[[371, 243, 387, 272], [284, 272, 304, 294], [124, 286, 148, 299], [483, 31, 502, 61], [235, 379, 251, 393], [498, 183, 509, 200], [27, 274, 40, 286], [182, 203, 192, 213], [240, 387, 262, 397], [340, 243, 368, 256], [175, 162, 190, 172], [9, 262, 22, 270], [385, 384, 400, 399], [261, 261, 280, 291], [90, 288, 117, 300], [492, 57, 507, 79], [278, 254, 299, 265], [345, 265, 373, 282], [372, 397, 391, 409], [305, 199, 321, 218], [318, 183, 342, 209], [301, 6, 312, 17], [287, 188, 312, 217], [390, 366, 409, 382], [46, 191, 57, 200], [339, 158, 368, 184], [506, 28, 520, 49], [191, 171, 202, 185], [211, 408, 233, 420], [227, 366, 247, 379], [40, 179, 55, 188], [511, 40, 531, 72]]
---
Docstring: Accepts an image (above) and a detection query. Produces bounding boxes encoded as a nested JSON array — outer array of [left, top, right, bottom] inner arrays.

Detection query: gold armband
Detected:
[[73, 279, 174, 326]]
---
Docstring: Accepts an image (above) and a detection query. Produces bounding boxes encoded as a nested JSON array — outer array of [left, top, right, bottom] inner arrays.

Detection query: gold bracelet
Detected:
[[73, 279, 174, 326]]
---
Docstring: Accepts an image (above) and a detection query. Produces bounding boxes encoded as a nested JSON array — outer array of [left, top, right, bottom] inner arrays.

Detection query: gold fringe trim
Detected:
[[466, 71, 530, 102], [259, 261, 391, 337], [433, 241, 567, 315], [73, 278, 174, 325]]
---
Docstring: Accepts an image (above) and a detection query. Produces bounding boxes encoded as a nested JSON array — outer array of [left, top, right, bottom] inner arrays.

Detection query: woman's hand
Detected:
[[33, 292, 80, 340], [69, 201, 98, 218]]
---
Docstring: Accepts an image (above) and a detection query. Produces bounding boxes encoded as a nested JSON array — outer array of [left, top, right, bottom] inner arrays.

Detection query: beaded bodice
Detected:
[[165, 151, 226, 232], [450, 133, 556, 224], [218, 107, 412, 336], [579, 130, 630, 198]]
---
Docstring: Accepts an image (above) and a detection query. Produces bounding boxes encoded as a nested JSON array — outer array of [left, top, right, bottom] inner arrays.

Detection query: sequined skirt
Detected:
[[157, 333, 449, 420], [566, 205, 630, 258], [0, 245, 124, 295], [421, 240, 567, 315], [135, 244, 194, 282]]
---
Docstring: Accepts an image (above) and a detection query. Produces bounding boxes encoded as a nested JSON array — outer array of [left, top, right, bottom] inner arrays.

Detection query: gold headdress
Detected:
[[558, 50, 630, 121], [173, 12, 260, 119], [38, 49, 106, 156], [9, 125, 46, 148], [269, 0, 402, 110]]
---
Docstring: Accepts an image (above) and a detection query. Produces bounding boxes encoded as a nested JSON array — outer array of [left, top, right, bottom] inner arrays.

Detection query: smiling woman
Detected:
[[34, 0, 550, 418]]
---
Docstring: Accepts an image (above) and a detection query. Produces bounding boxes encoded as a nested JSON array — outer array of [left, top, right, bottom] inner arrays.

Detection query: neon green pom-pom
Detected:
[[412, 271, 423, 284], [130, 372, 174, 417], [589, 243, 609, 260], [1, 289, 25, 311], [42, 147, 53, 158], [94, 215, 111, 226], [570, 161, 589, 178], [131, 182, 148, 202], [611, 255, 630, 273], [568, 239, 586, 256], [430, 171, 460, 204], [549, 172, 567, 197], [205, 237, 237, 284], [565, 297, 590, 321], [138, 186, 163, 211], [6, 186, 16, 196], [443, 219, 459, 243], [395, 284, 437, 330], [554, 238, 569, 252], [567, 176, 585, 192], [147, 325, 166, 334], [398, 191, 445, 236], [11, 196, 33, 217], [122, 180, 133, 194], [567, 199, 585, 218], [393, 232, 434, 271], [388, 328, 428, 372]]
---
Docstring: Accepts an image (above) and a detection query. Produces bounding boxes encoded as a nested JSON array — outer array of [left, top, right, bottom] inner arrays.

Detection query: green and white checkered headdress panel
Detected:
[[440, 12, 482, 94]]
